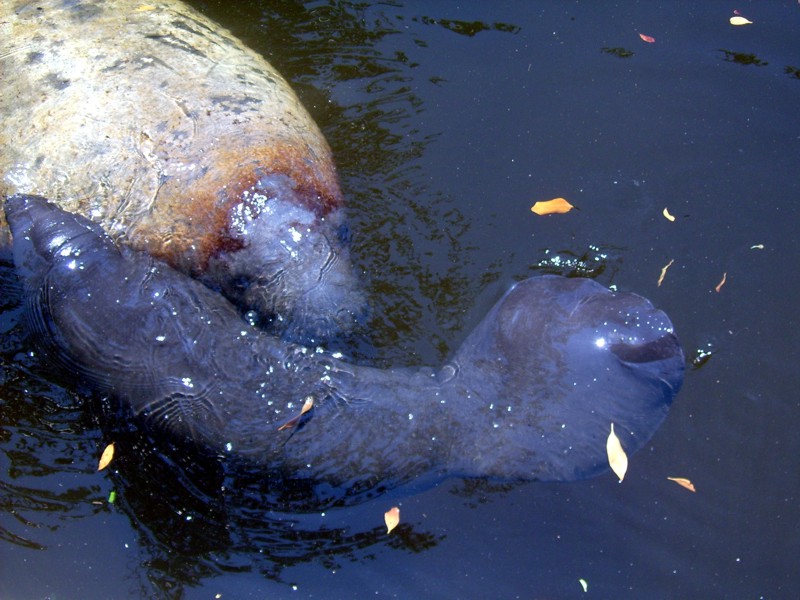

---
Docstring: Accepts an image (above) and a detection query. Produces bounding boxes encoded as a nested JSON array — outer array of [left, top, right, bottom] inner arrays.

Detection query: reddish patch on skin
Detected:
[[130, 140, 343, 274]]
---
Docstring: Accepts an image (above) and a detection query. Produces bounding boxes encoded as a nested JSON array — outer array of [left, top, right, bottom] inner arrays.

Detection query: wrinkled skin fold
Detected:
[[6, 195, 684, 508]]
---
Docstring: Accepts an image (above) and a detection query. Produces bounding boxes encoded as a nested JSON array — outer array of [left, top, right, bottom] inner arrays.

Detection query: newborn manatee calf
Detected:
[[1, 0, 362, 343], [7, 195, 684, 508]]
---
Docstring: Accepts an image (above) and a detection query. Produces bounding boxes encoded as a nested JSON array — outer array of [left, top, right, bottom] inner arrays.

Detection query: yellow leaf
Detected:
[[729, 16, 753, 26], [715, 272, 727, 293], [667, 477, 697, 492], [531, 197, 574, 215], [662, 207, 676, 222], [98, 442, 115, 471], [657, 259, 674, 287], [579, 578, 589, 592], [384, 506, 400, 534], [606, 423, 628, 482]]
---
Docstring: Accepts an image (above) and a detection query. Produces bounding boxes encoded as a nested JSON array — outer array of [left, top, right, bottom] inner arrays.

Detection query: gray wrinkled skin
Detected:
[[7, 195, 685, 508], [0, 0, 363, 343]]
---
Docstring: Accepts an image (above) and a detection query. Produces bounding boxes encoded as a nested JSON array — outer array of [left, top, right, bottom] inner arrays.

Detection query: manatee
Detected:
[[6, 195, 685, 508], [0, 0, 362, 343]]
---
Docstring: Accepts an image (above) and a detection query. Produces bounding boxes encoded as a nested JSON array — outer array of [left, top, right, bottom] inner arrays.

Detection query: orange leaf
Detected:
[[667, 477, 696, 492], [639, 33, 656, 43], [657, 259, 674, 288], [531, 198, 574, 215], [715, 272, 727, 293], [384, 506, 400, 534], [97, 442, 115, 471]]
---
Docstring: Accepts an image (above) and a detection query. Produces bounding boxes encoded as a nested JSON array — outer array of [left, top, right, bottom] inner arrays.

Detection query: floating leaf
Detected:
[[606, 423, 628, 482], [639, 33, 656, 43], [97, 442, 115, 471], [750, 244, 764, 250], [531, 197, 574, 215], [579, 578, 589, 592], [384, 506, 400, 534], [135, 4, 157, 11], [657, 259, 675, 288], [730, 16, 753, 26], [667, 477, 697, 492], [278, 396, 315, 431], [715, 272, 727, 293], [300, 396, 314, 415], [662, 207, 676, 222], [108, 490, 117, 503]]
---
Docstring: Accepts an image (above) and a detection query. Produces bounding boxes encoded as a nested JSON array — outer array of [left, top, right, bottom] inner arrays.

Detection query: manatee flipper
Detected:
[[6, 195, 684, 509]]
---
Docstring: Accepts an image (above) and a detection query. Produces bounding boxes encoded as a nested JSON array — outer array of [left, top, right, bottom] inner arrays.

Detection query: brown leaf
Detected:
[[531, 197, 574, 215], [715, 272, 727, 293], [385, 506, 400, 534], [639, 33, 656, 43], [667, 477, 697, 492], [657, 259, 675, 288], [277, 397, 315, 431], [606, 423, 628, 482], [300, 396, 314, 415], [98, 442, 115, 471]]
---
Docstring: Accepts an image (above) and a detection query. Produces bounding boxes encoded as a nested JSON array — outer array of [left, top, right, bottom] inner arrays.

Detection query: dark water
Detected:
[[2, 1, 798, 598]]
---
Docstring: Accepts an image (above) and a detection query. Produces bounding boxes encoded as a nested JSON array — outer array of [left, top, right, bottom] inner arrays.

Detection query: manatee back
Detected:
[[0, 0, 363, 343]]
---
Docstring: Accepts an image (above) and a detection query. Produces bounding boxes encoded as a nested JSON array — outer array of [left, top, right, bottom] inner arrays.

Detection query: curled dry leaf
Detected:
[[385, 506, 400, 534], [531, 197, 574, 215], [639, 33, 656, 43], [662, 207, 676, 222], [98, 442, 115, 471], [300, 396, 314, 415], [606, 423, 628, 482], [667, 477, 697, 492], [277, 396, 315, 431], [657, 259, 675, 288], [715, 272, 727, 293], [730, 16, 753, 26]]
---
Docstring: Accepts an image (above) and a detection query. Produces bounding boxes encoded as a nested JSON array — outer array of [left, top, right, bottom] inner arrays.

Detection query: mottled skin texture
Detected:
[[7, 196, 685, 508], [0, 0, 362, 342]]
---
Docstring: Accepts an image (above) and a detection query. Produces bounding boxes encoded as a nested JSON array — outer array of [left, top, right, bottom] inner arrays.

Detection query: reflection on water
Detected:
[[2, 0, 799, 598]]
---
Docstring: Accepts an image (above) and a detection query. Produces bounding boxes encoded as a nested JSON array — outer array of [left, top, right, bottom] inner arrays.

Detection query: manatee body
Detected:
[[0, 0, 362, 342], [6, 195, 685, 509]]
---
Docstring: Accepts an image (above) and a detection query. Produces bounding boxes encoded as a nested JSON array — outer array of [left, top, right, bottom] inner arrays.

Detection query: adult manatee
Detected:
[[0, 0, 362, 343], [6, 195, 685, 508]]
